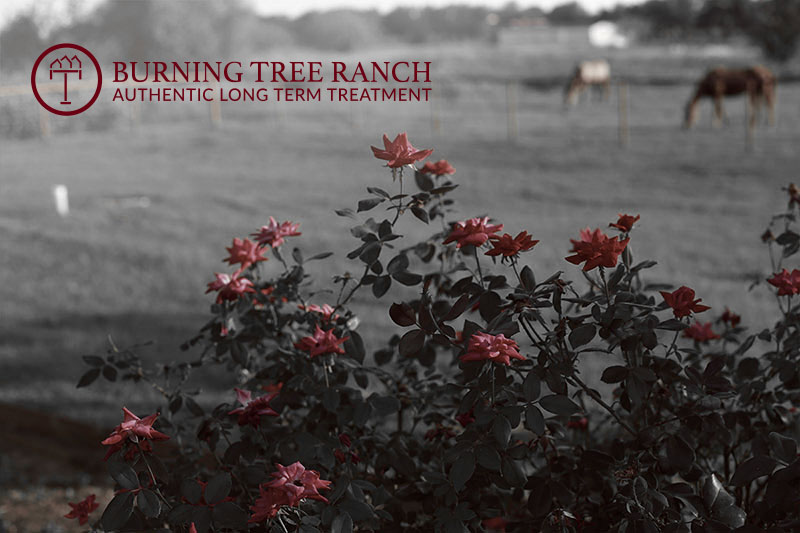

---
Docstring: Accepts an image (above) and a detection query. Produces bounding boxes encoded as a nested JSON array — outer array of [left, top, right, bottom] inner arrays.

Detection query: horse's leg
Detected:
[[603, 80, 610, 102], [564, 81, 574, 107], [713, 96, 724, 128], [684, 93, 700, 129], [766, 86, 776, 126]]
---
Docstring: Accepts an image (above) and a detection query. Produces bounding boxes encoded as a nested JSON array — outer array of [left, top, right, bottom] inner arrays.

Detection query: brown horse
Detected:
[[684, 66, 776, 128], [564, 60, 611, 106]]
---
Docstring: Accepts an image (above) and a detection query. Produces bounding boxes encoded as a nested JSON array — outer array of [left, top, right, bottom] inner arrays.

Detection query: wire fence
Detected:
[[2, 77, 797, 153]]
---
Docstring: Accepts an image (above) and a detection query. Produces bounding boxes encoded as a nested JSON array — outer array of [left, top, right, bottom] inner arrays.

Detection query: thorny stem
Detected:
[[599, 267, 612, 305], [210, 444, 253, 505], [333, 264, 370, 315], [391, 175, 404, 225], [473, 246, 484, 288], [490, 364, 496, 406], [137, 441, 172, 510], [334, 169, 406, 315], [571, 374, 637, 437], [665, 329, 680, 359]]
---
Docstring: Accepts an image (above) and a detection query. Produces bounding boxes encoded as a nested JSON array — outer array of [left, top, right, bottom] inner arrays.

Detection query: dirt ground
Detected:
[[0, 403, 110, 532]]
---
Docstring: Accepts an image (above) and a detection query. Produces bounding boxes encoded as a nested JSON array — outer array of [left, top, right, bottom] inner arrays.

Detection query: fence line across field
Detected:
[[0, 78, 784, 152]]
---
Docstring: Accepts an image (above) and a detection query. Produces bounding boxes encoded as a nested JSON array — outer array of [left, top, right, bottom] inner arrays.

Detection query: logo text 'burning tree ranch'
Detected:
[[110, 61, 432, 103]]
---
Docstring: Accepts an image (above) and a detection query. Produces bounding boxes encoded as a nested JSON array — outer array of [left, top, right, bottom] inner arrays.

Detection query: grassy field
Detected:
[[1, 40, 798, 425]]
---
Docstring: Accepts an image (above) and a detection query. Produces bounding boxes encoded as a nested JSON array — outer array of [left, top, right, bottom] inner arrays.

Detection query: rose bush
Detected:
[[74, 134, 800, 532]]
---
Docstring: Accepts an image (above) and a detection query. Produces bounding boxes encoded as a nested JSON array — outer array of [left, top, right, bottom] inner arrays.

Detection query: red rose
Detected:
[[609, 213, 640, 232], [486, 231, 539, 258], [565, 228, 629, 272], [371, 133, 433, 168], [420, 159, 455, 176], [660, 286, 711, 319], [444, 217, 503, 248]]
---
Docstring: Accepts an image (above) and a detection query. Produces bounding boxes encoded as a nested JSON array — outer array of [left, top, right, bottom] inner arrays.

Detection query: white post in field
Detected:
[[53, 185, 69, 216]]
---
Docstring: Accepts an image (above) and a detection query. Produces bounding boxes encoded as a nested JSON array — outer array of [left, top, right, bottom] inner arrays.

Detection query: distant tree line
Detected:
[[601, 0, 800, 61], [1, 0, 798, 73]]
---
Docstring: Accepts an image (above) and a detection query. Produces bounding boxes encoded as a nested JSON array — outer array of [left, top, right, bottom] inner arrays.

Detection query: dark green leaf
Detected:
[[331, 513, 353, 533], [411, 206, 429, 223], [387, 254, 409, 275], [539, 394, 580, 416], [493, 415, 512, 448], [338, 498, 373, 521], [76, 368, 100, 388], [476, 445, 501, 472], [360, 242, 381, 265], [730, 455, 777, 486], [205, 472, 232, 505], [181, 478, 203, 505], [101, 492, 135, 530], [372, 275, 392, 298], [323, 388, 340, 412], [392, 271, 423, 286], [167, 503, 193, 525], [520, 266, 536, 290], [569, 324, 596, 348], [601, 365, 628, 383], [367, 186, 390, 198], [389, 302, 416, 327], [769, 432, 797, 463], [137, 489, 161, 518], [525, 405, 545, 435], [415, 171, 434, 191], [399, 329, 425, 357], [108, 461, 140, 490], [501, 457, 526, 487], [212, 502, 249, 529], [335, 208, 356, 219], [657, 319, 689, 331], [308, 252, 334, 261], [450, 452, 475, 491], [357, 198, 384, 212], [369, 395, 400, 417], [523, 372, 541, 401], [666, 435, 695, 472]]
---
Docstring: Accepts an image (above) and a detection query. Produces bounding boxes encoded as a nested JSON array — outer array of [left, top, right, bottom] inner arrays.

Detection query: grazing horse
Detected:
[[684, 66, 776, 129], [564, 60, 611, 106]]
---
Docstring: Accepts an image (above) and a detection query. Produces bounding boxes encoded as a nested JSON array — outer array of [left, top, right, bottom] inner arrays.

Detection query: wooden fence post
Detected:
[[506, 81, 518, 141], [430, 82, 441, 137], [209, 82, 222, 127], [617, 81, 629, 148], [39, 106, 51, 138], [745, 84, 755, 152]]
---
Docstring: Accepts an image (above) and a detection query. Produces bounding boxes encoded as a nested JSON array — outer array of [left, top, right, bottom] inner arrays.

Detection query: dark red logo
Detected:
[[31, 43, 102, 116]]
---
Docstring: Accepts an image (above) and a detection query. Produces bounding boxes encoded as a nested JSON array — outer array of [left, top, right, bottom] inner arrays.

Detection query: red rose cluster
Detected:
[[767, 268, 800, 296], [460, 332, 525, 366], [205, 218, 301, 304], [249, 462, 331, 523], [228, 388, 279, 427]]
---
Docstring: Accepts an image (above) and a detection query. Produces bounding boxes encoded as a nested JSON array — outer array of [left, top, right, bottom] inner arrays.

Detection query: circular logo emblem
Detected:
[[31, 43, 102, 116]]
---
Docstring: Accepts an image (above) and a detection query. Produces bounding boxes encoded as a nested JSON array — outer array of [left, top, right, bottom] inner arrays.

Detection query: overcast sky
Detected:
[[1, 0, 646, 29]]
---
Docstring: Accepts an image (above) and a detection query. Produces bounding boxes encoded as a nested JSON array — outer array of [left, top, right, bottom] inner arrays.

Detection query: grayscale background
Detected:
[[0, 1, 798, 526]]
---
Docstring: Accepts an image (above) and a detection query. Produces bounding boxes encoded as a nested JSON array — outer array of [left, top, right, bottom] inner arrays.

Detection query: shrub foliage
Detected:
[[76, 135, 800, 532]]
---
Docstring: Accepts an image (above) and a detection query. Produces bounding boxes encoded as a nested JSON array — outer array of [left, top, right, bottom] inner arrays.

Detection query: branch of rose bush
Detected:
[[137, 442, 172, 510], [569, 373, 638, 437]]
